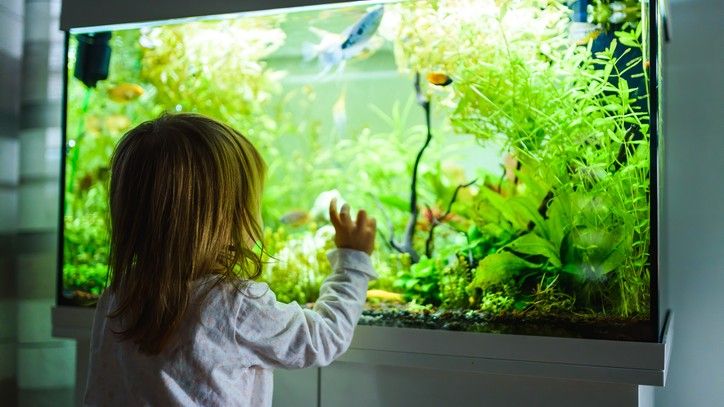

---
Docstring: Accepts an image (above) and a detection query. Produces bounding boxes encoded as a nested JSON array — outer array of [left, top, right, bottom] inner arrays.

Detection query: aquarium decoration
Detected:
[[60, 0, 661, 341]]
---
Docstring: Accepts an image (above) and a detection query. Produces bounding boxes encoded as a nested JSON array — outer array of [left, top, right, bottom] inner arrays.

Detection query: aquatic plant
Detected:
[[139, 18, 286, 125], [590, 0, 642, 29], [262, 226, 333, 304], [437, 254, 475, 309], [394, 256, 442, 305], [63, 20, 290, 297], [383, 0, 650, 318], [63, 184, 110, 297]]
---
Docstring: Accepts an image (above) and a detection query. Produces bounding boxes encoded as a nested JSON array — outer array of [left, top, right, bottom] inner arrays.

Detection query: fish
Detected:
[[576, 28, 602, 45], [78, 173, 94, 191], [332, 87, 347, 134], [607, 2, 637, 24], [426, 72, 453, 87], [279, 210, 311, 227], [310, 189, 346, 220], [107, 83, 144, 103], [366, 289, 404, 303], [303, 6, 384, 76], [104, 114, 131, 133], [609, 11, 627, 24], [569, 22, 602, 46], [85, 115, 101, 135]]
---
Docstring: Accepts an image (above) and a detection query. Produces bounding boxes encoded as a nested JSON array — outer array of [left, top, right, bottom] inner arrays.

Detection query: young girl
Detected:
[[84, 113, 377, 406]]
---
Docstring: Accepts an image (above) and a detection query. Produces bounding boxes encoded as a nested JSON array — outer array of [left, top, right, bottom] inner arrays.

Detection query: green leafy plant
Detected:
[[394, 256, 442, 305]]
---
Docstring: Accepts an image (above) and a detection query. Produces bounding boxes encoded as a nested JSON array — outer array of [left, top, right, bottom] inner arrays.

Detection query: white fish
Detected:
[[310, 189, 347, 221], [303, 6, 384, 76], [609, 11, 627, 24]]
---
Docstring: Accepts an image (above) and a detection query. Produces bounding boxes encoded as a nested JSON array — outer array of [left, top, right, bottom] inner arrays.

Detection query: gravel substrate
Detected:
[[359, 305, 655, 342], [64, 290, 654, 342]]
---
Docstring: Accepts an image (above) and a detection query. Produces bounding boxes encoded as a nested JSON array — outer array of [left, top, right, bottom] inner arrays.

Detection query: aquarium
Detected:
[[59, 0, 662, 341]]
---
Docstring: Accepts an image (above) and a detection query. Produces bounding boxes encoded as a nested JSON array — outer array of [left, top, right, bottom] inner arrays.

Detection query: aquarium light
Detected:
[[68, 0, 403, 34]]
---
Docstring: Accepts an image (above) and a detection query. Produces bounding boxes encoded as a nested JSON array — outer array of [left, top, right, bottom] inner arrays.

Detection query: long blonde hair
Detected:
[[107, 113, 266, 354]]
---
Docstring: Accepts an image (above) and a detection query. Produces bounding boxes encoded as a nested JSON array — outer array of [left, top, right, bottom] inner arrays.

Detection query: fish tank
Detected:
[[59, 0, 664, 342]]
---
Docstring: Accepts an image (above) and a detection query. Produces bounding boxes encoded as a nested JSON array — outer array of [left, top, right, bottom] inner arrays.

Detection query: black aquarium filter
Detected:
[[73, 32, 112, 88]]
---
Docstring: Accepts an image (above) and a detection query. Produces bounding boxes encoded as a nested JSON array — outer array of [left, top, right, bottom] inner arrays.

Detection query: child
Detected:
[[84, 113, 377, 406]]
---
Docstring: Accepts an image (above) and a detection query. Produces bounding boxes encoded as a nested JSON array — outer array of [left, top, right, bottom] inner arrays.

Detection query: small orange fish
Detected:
[[104, 114, 131, 132], [644, 60, 651, 69], [576, 29, 602, 45], [366, 289, 404, 302], [426, 72, 453, 87], [85, 115, 101, 134], [107, 83, 144, 103], [280, 210, 311, 227]]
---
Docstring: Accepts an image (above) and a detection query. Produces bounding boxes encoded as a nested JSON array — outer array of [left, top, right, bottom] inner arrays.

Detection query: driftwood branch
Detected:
[[424, 179, 477, 258], [390, 72, 432, 263]]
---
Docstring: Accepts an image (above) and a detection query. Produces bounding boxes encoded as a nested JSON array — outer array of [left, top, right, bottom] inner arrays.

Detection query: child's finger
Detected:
[[340, 204, 351, 225], [329, 198, 341, 228], [356, 209, 368, 229], [368, 217, 377, 233]]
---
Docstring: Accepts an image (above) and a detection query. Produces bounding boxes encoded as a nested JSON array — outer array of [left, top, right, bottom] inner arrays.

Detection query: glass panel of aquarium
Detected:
[[60, 0, 661, 341]]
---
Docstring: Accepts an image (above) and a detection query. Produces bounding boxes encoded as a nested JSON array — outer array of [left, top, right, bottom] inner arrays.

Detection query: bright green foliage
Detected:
[[438, 257, 471, 309], [394, 256, 442, 305], [63, 184, 110, 296], [140, 19, 286, 123], [261, 226, 334, 304], [479, 290, 516, 314], [469, 252, 539, 290], [382, 0, 650, 317]]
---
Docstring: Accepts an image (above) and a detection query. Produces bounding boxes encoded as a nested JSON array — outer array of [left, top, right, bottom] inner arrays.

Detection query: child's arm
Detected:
[[234, 248, 375, 368], [233, 200, 377, 369]]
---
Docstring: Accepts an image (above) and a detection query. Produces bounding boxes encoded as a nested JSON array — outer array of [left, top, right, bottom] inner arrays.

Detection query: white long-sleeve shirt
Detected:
[[84, 248, 376, 406]]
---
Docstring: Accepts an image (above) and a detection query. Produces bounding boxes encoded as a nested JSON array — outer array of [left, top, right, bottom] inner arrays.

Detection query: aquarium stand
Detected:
[[321, 312, 673, 407], [53, 306, 671, 407]]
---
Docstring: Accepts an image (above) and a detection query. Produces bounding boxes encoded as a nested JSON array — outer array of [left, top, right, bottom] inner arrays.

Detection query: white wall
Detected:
[[656, 0, 724, 405]]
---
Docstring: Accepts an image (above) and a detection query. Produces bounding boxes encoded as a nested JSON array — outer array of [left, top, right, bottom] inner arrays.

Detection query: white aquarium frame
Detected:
[[55, 0, 671, 405]]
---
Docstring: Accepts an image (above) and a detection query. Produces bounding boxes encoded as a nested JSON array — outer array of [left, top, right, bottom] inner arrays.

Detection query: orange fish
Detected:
[[107, 83, 144, 103], [366, 289, 404, 302], [575, 29, 602, 45], [104, 114, 131, 132], [426, 72, 453, 87], [279, 210, 311, 227]]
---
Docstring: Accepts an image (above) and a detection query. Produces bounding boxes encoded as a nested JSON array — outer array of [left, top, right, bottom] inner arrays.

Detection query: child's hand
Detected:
[[329, 199, 376, 255]]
